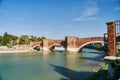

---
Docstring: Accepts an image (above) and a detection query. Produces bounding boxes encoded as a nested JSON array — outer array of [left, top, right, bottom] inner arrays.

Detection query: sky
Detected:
[[0, 0, 120, 39]]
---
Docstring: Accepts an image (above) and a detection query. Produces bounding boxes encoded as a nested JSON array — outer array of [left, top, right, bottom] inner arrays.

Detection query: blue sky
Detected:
[[0, 0, 120, 39]]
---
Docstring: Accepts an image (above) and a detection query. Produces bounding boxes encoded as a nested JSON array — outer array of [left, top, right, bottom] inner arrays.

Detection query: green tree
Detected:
[[0, 35, 2, 45], [94, 43, 102, 49], [7, 34, 18, 45], [1, 32, 18, 47], [1, 32, 9, 45], [37, 36, 46, 41], [19, 35, 30, 44], [30, 35, 38, 42]]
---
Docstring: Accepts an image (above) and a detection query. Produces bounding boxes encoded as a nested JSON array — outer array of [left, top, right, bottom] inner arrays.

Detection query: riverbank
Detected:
[[85, 64, 108, 80], [0, 50, 31, 53], [0, 45, 33, 53]]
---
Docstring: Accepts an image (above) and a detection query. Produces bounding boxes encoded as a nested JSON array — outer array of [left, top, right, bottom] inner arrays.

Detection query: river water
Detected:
[[0, 48, 106, 80]]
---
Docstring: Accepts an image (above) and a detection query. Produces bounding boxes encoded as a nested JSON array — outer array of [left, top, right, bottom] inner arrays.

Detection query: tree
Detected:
[[0, 35, 2, 45], [95, 43, 102, 49], [7, 34, 18, 45], [1, 32, 9, 45], [19, 35, 30, 44], [0, 32, 18, 47], [0, 32, 46, 45], [37, 36, 46, 41], [30, 35, 38, 42]]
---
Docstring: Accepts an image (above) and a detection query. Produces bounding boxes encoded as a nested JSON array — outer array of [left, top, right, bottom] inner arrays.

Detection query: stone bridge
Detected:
[[30, 42, 42, 50], [30, 36, 104, 52]]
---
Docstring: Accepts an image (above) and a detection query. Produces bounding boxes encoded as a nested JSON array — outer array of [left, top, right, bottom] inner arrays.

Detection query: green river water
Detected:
[[0, 48, 106, 80]]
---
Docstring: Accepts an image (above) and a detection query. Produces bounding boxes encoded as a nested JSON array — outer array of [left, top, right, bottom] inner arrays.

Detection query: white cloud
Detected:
[[83, 8, 98, 17], [73, 0, 99, 21], [45, 32, 50, 34], [74, 7, 99, 21], [16, 17, 24, 22], [61, 24, 72, 29], [0, 9, 9, 15], [113, 7, 120, 11], [74, 17, 98, 21]]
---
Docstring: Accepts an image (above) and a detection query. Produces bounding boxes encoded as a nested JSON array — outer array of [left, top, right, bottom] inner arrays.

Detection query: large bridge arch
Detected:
[[77, 41, 104, 52], [33, 45, 40, 48], [33, 45, 40, 51], [30, 42, 42, 51], [41, 36, 104, 52], [49, 44, 66, 51]]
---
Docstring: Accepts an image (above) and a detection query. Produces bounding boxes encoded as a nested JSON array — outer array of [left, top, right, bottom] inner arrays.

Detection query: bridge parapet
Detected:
[[41, 36, 104, 52], [42, 39, 65, 51], [76, 37, 103, 48], [48, 40, 64, 47], [78, 37, 103, 40], [30, 42, 42, 48]]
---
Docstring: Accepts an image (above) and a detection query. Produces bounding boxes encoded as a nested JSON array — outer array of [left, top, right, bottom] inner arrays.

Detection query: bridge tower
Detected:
[[106, 22, 116, 56], [65, 36, 79, 52], [42, 39, 52, 51]]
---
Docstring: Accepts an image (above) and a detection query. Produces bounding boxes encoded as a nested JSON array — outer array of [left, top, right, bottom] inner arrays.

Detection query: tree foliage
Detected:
[[30, 35, 38, 42], [37, 36, 46, 41], [0, 32, 46, 46], [0, 35, 2, 45], [0, 32, 18, 46], [1, 32, 9, 45], [19, 35, 30, 44]]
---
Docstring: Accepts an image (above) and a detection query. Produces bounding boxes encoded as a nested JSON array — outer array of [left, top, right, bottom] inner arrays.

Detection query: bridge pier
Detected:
[[65, 36, 79, 52], [67, 48, 78, 52], [42, 39, 51, 51], [43, 47, 50, 51]]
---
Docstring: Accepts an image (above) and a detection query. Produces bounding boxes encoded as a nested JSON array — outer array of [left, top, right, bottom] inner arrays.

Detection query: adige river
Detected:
[[0, 48, 106, 80]]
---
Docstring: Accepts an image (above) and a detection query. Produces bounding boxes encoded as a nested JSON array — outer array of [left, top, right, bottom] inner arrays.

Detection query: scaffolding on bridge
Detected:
[[115, 20, 120, 53]]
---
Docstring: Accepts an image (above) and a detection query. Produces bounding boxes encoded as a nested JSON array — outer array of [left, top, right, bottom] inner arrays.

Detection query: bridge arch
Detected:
[[49, 44, 66, 51], [33, 45, 42, 51], [77, 41, 104, 52]]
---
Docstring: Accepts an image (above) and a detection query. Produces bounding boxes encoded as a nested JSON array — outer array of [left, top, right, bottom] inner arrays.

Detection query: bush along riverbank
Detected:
[[85, 57, 120, 80], [85, 64, 109, 80], [107, 53, 120, 80]]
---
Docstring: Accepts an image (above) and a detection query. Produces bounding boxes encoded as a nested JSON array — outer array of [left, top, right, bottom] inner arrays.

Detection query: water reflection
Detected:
[[80, 48, 106, 61], [42, 51, 50, 60], [66, 54, 85, 69]]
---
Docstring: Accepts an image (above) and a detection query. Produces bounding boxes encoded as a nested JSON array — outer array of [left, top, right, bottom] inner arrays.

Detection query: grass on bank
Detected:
[[85, 64, 109, 80]]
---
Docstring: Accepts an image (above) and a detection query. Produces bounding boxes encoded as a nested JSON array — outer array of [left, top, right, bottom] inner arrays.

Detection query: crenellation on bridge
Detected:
[[78, 37, 103, 40], [42, 39, 65, 51], [30, 42, 42, 48], [30, 36, 104, 52]]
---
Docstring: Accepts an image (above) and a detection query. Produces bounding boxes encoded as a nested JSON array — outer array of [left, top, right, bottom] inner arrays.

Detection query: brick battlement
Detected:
[[30, 36, 104, 52], [78, 37, 103, 40], [41, 36, 104, 52]]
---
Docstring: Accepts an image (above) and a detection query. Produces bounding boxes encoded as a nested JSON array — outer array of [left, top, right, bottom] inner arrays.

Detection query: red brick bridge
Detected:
[[30, 36, 104, 52]]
